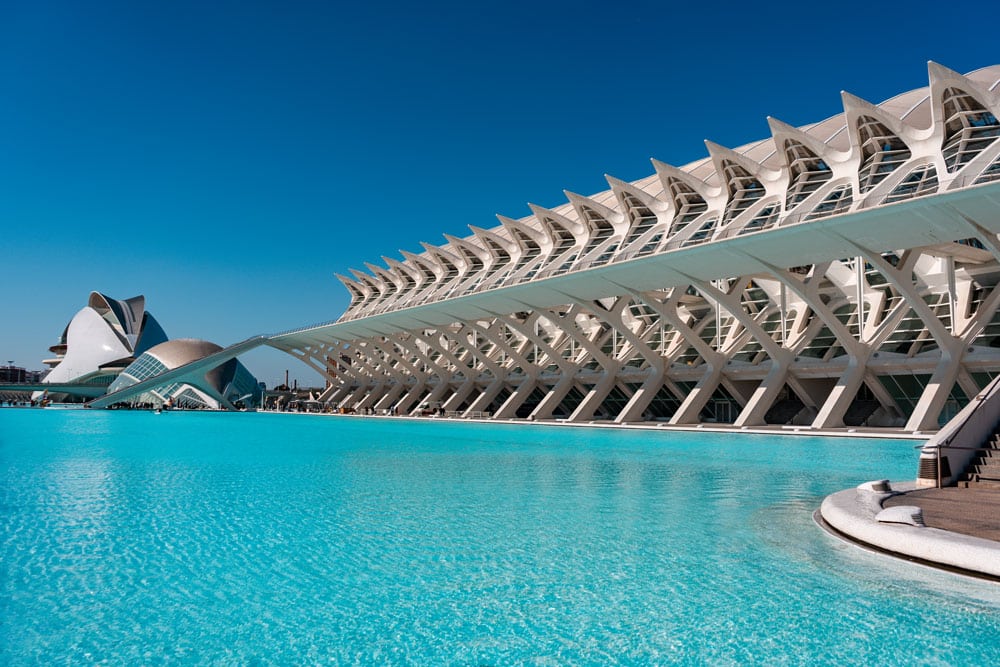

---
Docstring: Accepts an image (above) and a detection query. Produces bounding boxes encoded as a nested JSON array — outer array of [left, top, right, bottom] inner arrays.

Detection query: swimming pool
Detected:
[[2, 409, 998, 663]]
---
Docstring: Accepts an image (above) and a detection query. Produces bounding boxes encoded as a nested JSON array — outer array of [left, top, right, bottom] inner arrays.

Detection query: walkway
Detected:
[[883, 487, 1000, 542]]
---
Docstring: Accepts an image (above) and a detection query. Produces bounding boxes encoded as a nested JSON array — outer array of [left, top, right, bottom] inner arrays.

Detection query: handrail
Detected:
[[938, 372, 1000, 448], [935, 445, 994, 451], [934, 416, 1000, 491], [915, 444, 995, 452], [915, 372, 1000, 488], [932, 443, 997, 489]]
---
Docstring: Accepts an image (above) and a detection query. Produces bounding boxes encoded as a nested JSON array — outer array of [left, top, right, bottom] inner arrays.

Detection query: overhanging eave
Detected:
[[271, 183, 1000, 346]]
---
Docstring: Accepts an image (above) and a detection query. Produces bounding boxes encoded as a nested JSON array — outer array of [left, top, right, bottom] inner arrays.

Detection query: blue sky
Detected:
[[2, 0, 997, 387]]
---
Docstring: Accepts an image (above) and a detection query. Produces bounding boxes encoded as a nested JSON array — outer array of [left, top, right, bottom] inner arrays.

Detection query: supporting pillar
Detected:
[[570, 371, 619, 422], [442, 377, 477, 412], [616, 368, 666, 423], [531, 375, 576, 420], [811, 357, 867, 429], [670, 355, 725, 425], [906, 341, 965, 432], [493, 377, 539, 419], [463, 377, 508, 416]]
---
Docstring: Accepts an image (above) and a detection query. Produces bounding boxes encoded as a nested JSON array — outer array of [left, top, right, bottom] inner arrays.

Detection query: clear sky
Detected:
[[2, 0, 998, 388]]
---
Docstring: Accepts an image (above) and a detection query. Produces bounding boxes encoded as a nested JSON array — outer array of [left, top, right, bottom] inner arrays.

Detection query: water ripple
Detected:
[[1, 410, 998, 664]]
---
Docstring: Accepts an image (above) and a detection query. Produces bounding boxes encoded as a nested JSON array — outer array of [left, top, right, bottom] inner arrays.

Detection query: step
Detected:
[[965, 479, 1000, 490]]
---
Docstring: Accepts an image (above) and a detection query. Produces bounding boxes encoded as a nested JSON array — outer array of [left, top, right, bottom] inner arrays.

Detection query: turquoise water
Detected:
[[2, 410, 999, 664]]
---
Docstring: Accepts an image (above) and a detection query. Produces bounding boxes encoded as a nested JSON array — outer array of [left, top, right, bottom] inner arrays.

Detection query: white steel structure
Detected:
[[270, 63, 1000, 433]]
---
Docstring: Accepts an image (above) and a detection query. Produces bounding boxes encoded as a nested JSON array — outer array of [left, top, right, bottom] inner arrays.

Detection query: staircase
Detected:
[[958, 430, 1000, 489]]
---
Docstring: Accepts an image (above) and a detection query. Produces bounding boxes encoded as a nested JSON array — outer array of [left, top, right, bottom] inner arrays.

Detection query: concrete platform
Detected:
[[884, 487, 1000, 542], [820, 481, 1000, 581]]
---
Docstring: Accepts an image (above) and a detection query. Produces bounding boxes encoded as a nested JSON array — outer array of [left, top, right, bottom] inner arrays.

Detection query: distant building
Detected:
[[1, 365, 46, 384], [1, 365, 27, 384], [40, 292, 168, 399], [0, 365, 46, 403], [24, 369, 46, 383], [106, 339, 261, 409]]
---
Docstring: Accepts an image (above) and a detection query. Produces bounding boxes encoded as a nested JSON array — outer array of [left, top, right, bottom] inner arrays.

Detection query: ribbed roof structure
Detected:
[[327, 63, 1000, 321]]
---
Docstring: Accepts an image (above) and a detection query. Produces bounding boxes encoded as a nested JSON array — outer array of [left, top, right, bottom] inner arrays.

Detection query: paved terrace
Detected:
[[884, 486, 1000, 541]]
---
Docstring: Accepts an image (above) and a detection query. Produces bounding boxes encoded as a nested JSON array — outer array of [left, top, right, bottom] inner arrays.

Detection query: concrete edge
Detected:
[[256, 410, 924, 440], [819, 482, 1000, 580]]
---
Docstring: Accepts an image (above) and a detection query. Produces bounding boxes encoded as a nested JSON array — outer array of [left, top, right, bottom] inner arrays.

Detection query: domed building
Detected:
[[106, 339, 261, 409], [39, 292, 168, 400]]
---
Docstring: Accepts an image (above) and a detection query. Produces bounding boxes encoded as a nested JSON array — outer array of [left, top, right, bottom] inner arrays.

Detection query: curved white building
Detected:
[[39, 292, 168, 398], [106, 339, 260, 409], [269, 63, 1000, 437]]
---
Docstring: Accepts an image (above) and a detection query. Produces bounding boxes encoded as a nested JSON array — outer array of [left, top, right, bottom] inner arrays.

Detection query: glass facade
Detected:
[[106, 346, 260, 409]]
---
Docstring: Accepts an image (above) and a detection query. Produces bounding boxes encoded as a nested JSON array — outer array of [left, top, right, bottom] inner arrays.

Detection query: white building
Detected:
[[39, 292, 168, 399], [268, 63, 1000, 434]]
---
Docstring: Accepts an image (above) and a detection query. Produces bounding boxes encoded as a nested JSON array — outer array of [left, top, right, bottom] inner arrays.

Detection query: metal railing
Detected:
[[919, 443, 996, 489], [919, 372, 1000, 488], [940, 373, 1000, 449]]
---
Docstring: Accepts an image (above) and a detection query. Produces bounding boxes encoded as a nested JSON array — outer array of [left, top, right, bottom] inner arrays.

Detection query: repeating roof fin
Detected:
[[495, 214, 522, 227], [605, 174, 670, 213], [443, 233, 490, 271], [651, 158, 720, 199], [564, 190, 626, 228], [382, 256, 419, 283], [349, 267, 371, 282], [928, 61, 965, 86], [767, 116, 850, 164], [469, 225, 517, 257], [335, 272, 360, 288], [420, 242, 463, 273], [705, 140, 782, 185], [364, 262, 401, 290], [841, 90, 919, 143], [927, 60, 1000, 120], [349, 269, 383, 295], [443, 233, 486, 256], [336, 273, 369, 300], [497, 214, 549, 248], [400, 250, 441, 279], [528, 203, 587, 238]]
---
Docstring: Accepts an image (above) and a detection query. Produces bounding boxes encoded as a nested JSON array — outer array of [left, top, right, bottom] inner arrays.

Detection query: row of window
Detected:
[[345, 88, 1000, 318]]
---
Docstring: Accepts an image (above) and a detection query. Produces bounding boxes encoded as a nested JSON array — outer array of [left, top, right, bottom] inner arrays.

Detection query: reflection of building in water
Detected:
[[267, 63, 1000, 434], [107, 339, 261, 409]]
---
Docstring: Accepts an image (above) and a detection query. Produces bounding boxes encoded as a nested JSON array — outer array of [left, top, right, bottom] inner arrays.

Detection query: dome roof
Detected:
[[144, 339, 223, 369]]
